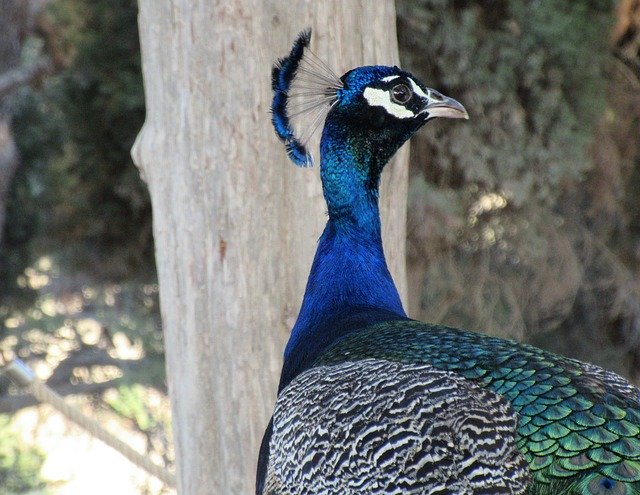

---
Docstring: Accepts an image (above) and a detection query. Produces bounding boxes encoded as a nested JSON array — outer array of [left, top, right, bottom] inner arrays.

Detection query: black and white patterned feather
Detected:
[[264, 359, 530, 495]]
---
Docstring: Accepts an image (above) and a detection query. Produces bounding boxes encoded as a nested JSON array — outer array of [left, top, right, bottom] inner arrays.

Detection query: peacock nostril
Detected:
[[430, 90, 445, 102]]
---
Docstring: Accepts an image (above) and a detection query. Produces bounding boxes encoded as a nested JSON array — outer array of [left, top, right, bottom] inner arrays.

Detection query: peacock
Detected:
[[257, 29, 640, 495]]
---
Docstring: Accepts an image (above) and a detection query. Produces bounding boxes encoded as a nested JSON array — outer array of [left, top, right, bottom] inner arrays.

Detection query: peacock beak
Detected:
[[423, 94, 469, 120]]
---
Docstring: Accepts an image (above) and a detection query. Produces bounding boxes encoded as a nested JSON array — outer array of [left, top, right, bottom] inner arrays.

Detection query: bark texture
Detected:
[[132, 2, 408, 493]]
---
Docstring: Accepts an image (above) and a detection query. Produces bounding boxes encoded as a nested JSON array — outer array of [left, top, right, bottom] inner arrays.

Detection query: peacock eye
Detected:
[[390, 84, 412, 104]]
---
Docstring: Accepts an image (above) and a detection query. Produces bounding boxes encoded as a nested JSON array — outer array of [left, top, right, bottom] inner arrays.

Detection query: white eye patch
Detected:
[[408, 77, 428, 99], [381, 75, 400, 83], [363, 87, 416, 119]]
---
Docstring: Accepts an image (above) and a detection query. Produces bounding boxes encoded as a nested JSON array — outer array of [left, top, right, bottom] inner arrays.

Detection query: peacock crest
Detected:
[[271, 29, 341, 167]]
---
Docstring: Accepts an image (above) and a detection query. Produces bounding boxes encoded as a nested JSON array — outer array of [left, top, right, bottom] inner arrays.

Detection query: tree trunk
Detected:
[[132, 1, 408, 493]]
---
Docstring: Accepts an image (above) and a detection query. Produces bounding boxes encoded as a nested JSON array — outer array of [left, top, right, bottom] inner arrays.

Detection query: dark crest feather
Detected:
[[271, 29, 314, 167]]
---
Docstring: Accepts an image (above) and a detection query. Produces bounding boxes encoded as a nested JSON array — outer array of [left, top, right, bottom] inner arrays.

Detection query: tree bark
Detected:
[[132, 1, 408, 493]]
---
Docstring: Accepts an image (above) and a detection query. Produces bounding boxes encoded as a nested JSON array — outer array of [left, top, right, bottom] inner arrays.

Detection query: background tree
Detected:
[[5, 0, 151, 286], [0, 0, 51, 287], [2, 0, 162, 401], [132, 1, 408, 493], [0, 1, 168, 491]]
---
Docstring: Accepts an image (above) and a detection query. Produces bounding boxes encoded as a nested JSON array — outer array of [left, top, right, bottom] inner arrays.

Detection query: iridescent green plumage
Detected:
[[315, 321, 640, 494]]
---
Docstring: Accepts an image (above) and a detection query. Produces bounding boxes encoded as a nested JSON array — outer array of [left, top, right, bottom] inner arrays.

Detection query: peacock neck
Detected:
[[280, 123, 407, 390]]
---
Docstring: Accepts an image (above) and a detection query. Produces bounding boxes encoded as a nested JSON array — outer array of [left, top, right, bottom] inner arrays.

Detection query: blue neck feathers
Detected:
[[279, 118, 407, 391]]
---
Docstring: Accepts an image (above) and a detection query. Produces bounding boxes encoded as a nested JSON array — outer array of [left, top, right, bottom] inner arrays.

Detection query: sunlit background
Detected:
[[0, 0, 639, 493]]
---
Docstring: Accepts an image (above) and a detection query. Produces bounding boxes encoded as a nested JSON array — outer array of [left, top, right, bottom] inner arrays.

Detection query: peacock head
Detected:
[[338, 65, 467, 123], [329, 65, 468, 168], [271, 29, 468, 169]]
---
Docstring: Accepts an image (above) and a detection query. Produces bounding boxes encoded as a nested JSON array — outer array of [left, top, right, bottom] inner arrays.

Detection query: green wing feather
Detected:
[[316, 321, 640, 495]]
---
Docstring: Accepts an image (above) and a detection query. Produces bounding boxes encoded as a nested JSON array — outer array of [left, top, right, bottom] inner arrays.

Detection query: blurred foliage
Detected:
[[0, 415, 44, 492], [104, 384, 174, 468], [0, 255, 170, 490], [398, 0, 640, 381], [106, 385, 156, 432], [0, 0, 169, 490], [1, 0, 151, 307], [1, 256, 165, 391], [399, 0, 612, 201]]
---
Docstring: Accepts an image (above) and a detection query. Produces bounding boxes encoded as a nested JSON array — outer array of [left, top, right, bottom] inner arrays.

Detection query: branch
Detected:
[[0, 347, 164, 414], [0, 378, 123, 414], [46, 346, 146, 386]]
